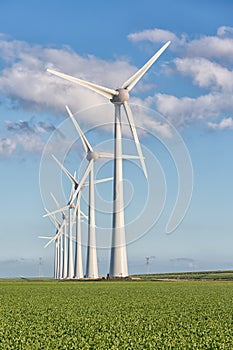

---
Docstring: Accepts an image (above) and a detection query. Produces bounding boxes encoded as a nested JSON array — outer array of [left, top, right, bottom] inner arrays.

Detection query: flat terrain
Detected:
[[1, 279, 233, 349], [134, 269, 233, 281]]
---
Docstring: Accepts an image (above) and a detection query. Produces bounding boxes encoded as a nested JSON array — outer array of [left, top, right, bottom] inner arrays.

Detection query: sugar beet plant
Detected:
[[1, 281, 233, 349]]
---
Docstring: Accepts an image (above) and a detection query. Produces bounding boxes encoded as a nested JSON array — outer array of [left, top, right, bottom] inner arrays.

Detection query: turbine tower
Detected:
[[47, 41, 171, 277]]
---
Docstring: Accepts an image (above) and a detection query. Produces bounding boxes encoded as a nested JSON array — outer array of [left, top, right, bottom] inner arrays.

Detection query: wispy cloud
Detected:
[[208, 117, 233, 130], [0, 118, 62, 157], [128, 26, 233, 61], [128, 28, 184, 48], [0, 137, 16, 158], [5, 119, 56, 134], [154, 92, 233, 125], [174, 57, 233, 91]]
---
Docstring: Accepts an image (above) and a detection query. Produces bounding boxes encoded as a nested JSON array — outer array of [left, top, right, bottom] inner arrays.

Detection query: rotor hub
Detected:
[[86, 150, 99, 161], [110, 88, 129, 104]]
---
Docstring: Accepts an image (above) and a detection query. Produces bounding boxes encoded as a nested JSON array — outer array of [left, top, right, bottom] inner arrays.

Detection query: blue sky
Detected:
[[0, 0, 232, 277]]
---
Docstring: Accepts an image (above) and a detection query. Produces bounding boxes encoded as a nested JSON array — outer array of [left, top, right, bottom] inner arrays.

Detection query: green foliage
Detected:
[[1, 281, 233, 349]]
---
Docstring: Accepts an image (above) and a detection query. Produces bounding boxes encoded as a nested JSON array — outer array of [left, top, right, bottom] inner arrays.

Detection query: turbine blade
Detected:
[[69, 183, 75, 204], [44, 220, 66, 247], [52, 154, 79, 188], [74, 198, 81, 217], [68, 171, 78, 203], [51, 215, 61, 229], [49, 194, 66, 221], [98, 153, 140, 161], [47, 69, 118, 99], [122, 154, 141, 159], [94, 177, 113, 184], [65, 105, 93, 153], [43, 206, 68, 218], [50, 192, 60, 209], [121, 41, 171, 91], [44, 235, 57, 248], [44, 206, 62, 228], [73, 164, 90, 217], [98, 152, 114, 158], [70, 159, 94, 205], [123, 102, 147, 178], [80, 210, 88, 219]]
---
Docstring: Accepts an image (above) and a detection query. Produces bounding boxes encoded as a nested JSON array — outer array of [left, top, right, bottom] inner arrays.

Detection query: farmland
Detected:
[[1, 280, 233, 349]]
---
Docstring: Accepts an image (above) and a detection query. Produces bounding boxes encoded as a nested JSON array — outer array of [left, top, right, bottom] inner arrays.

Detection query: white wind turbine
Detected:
[[44, 158, 99, 279], [49, 192, 67, 279], [40, 208, 66, 279], [47, 41, 171, 277], [48, 157, 88, 279], [44, 178, 77, 279], [39, 232, 60, 279], [51, 150, 113, 279]]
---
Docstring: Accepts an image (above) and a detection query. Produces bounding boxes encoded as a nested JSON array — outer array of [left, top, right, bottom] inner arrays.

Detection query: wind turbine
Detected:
[[49, 162, 88, 279], [51, 150, 113, 279], [47, 41, 171, 277], [39, 233, 59, 279], [49, 192, 67, 279], [40, 208, 66, 279], [44, 181, 76, 279], [43, 160, 92, 279]]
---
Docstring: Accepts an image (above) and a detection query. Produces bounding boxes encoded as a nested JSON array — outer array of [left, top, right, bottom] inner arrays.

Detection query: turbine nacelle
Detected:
[[111, 88, 129, 104], [86, 150, 99, 161]]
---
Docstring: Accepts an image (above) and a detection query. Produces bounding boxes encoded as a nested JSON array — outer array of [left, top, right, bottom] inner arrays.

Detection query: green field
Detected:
[[134, 270, 233, 281], [1, 280, 233, 349]]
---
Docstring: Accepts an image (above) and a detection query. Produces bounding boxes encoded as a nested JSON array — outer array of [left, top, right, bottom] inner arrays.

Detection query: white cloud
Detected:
[[186, 36, 233, 62], [1, 118, 65, 157], [128, 26, 233, 62], [0, 137, 16, 158], [217, 26, 233, 37], [128, 28, 182, 46], [153, 92, 233, 126], [208, 117, 233, 130], [174, 57, 233, 91], [0, 36, 136, 117], [15, 134, 45, 153]]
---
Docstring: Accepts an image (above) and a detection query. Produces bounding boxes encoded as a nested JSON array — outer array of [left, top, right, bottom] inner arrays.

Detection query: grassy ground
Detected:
[[1, 279, 233, 349], [133, 269, 233, 281]]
